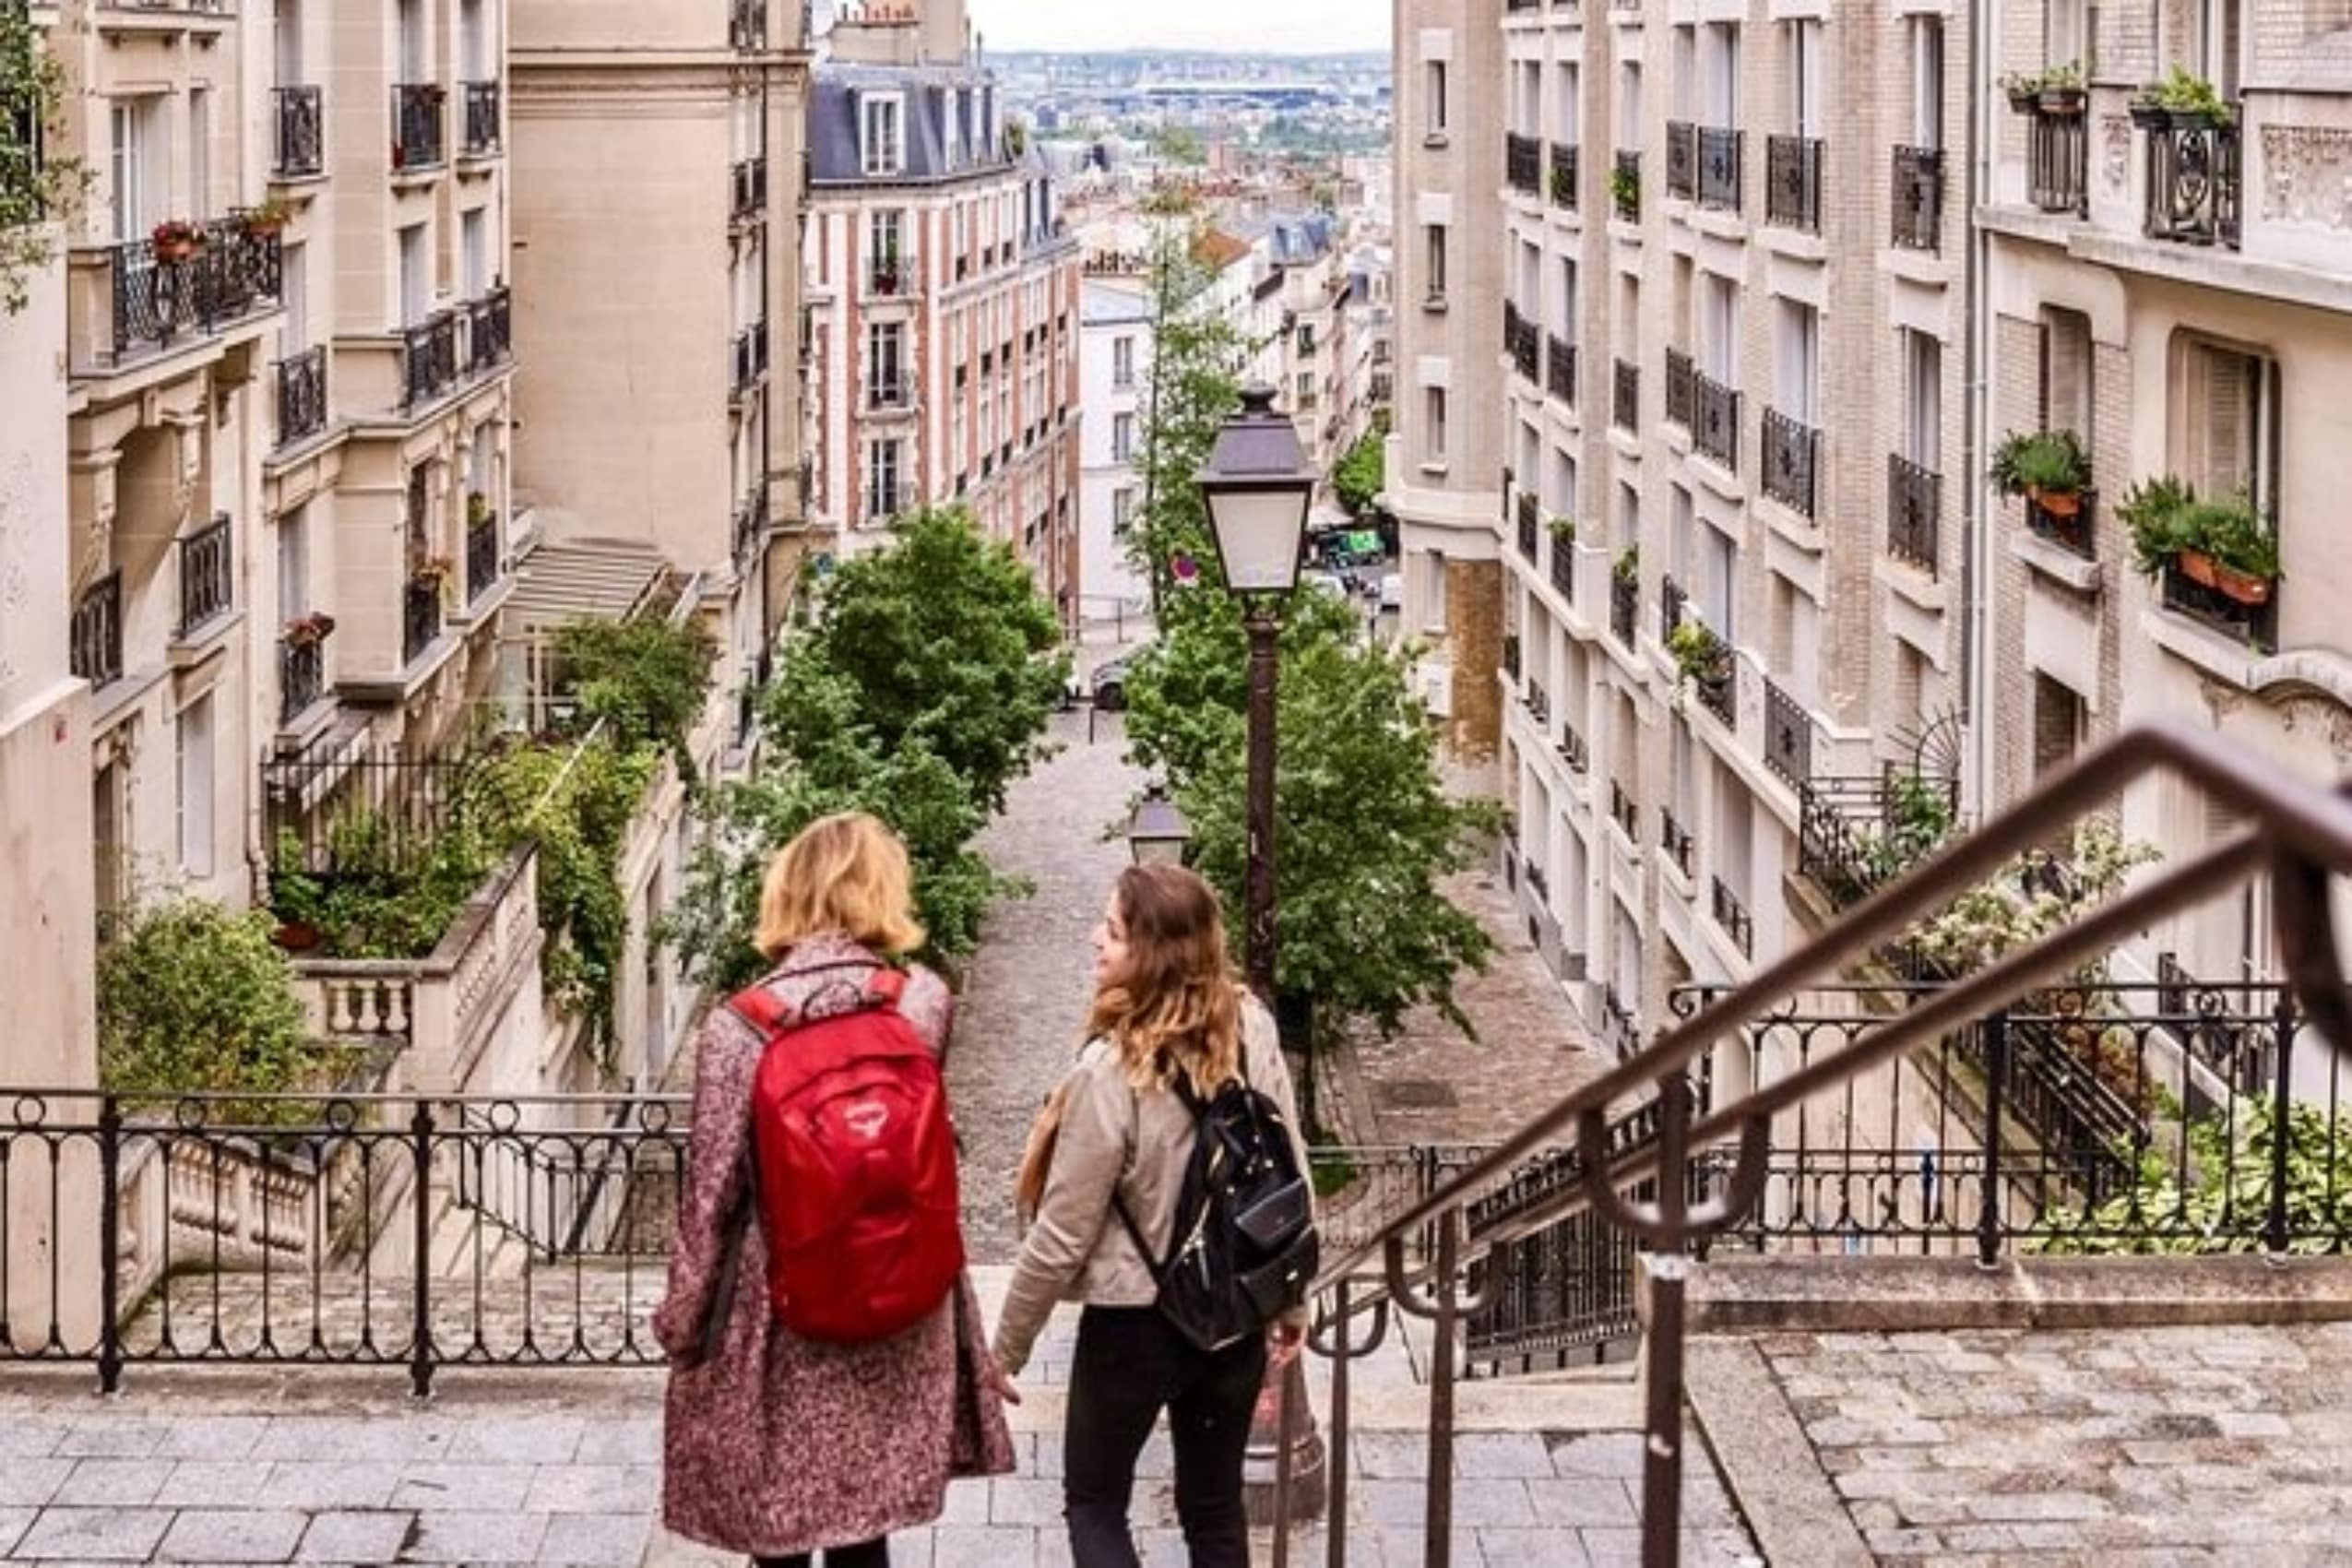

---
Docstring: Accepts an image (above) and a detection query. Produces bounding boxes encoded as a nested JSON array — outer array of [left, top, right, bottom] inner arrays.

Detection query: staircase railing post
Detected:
[[1977, 1010, 2009, 1268], [1324, 1279, 1352, 1568], [97, 1093, 124, 1396], [410, 1099, 435, 1399], [2264, 992, 2298, 1256], [1424, 1209, 1462, 1568]]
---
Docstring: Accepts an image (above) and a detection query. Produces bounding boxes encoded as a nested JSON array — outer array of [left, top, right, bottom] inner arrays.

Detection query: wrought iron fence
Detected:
[[469, 285, 513, 374], [1765, 134, 1823, 232], [2029, 103, 2090, 217], [2143, 113, 2240, 249], [1709, 877, 1754, 957], [277, 344, 328, 446], [2025, 489, 2097, 559], [1559, 720, 1588, 775], [1610, 780, 1640, 841], [2162, 556, 2278, 654], [106, 221, 283, 361], [1611, 357, 1639, 434], [1546, 334, 1576, 406], [404, 575, 445, 664], [1612, 149, 1641, 220], [273, 85, 324, 178], [1501, 633, 1521, 683], [467, 508, 502, 605], [1659, 574, 1685, 645], [1796, 771, 1960, 915], [1761, 408, 1819, 517], [731, 156, 768, 220], [1693, 640, 1735, 730], [1660, 808, 1695, 878], [1892, 145, 1945, 251], [1888, 453, 1941, 573], [263, 742, 478, 885], [71, 571, 123, 689], [1665, 121, 1696, 200], [1697, 127, 1742, 212], [1515, 493, 1539, 561], [391, 83, 446, 172], [1763, 679, 1812, 789], [730, 0, 766, 49], [1549, 531, 1575, 602], [1503, 303, 1539, 384], [1610, 567, 1638, 647], [1504, 132, 1541, 196], [177, 513, 232, 639], [1549, 142, 1578, 210], [1663, 347, 1693, 432], [278, 632, 327, 726], [402, 311, 461, 409], [1526, 680, 1550, 728], [461, 80, 501, 155], [1693, 370, 1740, 471]]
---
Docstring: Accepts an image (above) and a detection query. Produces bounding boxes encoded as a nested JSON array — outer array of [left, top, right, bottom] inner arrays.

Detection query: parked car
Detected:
[[1091, 649, 1143, 711], [1301, 570, 1350, 600], [1377, 573, 1404, 612]]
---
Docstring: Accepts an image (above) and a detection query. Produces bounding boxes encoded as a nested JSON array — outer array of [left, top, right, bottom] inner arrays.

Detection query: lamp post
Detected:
[[1197, 386, 1324, 1531], [1125, 784, 1193, 867]]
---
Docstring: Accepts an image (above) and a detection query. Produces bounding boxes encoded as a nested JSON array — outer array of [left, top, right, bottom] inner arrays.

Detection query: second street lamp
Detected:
[[1126, 784, 1193, 867], [1196, 386, 1316, 1003]]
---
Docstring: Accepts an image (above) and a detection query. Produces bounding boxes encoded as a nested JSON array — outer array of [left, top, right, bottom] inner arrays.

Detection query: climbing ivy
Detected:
[[1, 5, 82, 315], [552, 616, 719, 785]]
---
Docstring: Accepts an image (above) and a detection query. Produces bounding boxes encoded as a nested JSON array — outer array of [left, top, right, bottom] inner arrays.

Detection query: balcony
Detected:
[[391, 83, 447, 172], [1526, 680, 1550, 728], [731, 322, 771, 396], [71, 573, 123, 690], [1887, 454, 1941, 575], [1697, 127, 1742, 213], [1765, 135, 1823, 233], [1609, 568, 1638, 647], [1660, 574, 1686, 645], [1761, 408, 1820, 518], [1599, 984, 1638, 1062], [1660, 808, 1694, 878], [1503, 303, 1539, 385], [403, 575, 445, 666], [1693, 371, 1740, 472], [460, 81, 501, 157], [2160, 558, 2277, 653], [1545, 335, 1576, 408], [1549, 533, 1575, 603], [1559, 719, 1588, 775], [1515, 493, 1540, 562], [1505, 132, 1542, 196], [177, 514, 232, 640], [1799, 772, 1960, 911], [730, 0, 766, 49], [1665, 121, 1696, 200], [2025, 490, 2096, 560], [1710, 876, 1754, 958], [1610, 780, 1640, 842], [1692, 639, 1736, 730], [273, 86, 324, 179], [1763, 678, 1812, 789], [1892, 145, 1945, 251], [731, 157, 768, 222], [93, 220, 283, 365], [2026, 101, 2090, 217], [2142, 112, 2241, 249], [1612, 359, 1639, 435], [1502, 633, 1521, 683], [401, 312, 460, 409], [1612, 149, 1641, 220], [468, 286, 512, 374], [276, 344, 328, 448], [1548, 142, 1578, 211], [1663, 348, 1693, 433], [278, 629, 327, 726], [466, 508, 501, 607]]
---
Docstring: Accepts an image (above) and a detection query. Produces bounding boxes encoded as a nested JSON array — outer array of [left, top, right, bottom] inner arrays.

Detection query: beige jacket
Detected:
[[991, 998, 1314, 1377]]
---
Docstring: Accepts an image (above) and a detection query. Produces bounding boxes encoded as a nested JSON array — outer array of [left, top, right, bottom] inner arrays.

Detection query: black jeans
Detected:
[[755, 1542, 885, 1568], [1064, 1305, 1268, 1568]]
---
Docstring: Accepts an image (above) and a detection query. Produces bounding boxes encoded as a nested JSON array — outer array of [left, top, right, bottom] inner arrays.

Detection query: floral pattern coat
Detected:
[[651, 933, 1016, 1557]]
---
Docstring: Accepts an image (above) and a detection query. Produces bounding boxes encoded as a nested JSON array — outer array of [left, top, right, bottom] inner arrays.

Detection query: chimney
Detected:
[[919, 0, 968, 64]]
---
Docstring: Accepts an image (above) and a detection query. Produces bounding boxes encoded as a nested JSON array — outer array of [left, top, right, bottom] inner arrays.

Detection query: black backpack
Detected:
[[1114, 1059, 1319, 1353]]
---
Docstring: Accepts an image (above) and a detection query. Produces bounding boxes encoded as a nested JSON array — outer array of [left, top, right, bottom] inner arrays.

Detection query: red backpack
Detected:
[[729, 967, 965, 1344]]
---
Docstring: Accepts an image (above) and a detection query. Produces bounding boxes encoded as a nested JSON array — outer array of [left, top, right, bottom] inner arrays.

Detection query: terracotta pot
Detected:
[[153, 237, 200, 264], [2181, 549, 2273, 605], [2028, 484, 2084, 518], [2007, 87, 2040, 113], [2039, 88, 2089, 116], [2128, 101, 2172, 131], [273, 921, 321, 954]]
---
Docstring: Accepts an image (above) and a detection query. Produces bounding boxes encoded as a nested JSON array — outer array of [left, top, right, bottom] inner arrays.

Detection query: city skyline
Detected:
[[967, 0, 1386, 56]]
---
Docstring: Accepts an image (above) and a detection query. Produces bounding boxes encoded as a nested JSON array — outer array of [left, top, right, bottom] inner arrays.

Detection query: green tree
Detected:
[[1331, 414, 1389, 517], [99, 900, 327, 1103], [1152, 126, 1206, 166], [552, 616, 719, 782], [1, 4, 82, 315]]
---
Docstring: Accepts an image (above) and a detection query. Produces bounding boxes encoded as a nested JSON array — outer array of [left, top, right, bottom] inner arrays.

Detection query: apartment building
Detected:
[[1077, 276, 1152, 624], [510, 0, 811, 747], [804, 0, 1085, 616], [1399, 0, 1974, 1044], [1976, 0, 2352, 992]]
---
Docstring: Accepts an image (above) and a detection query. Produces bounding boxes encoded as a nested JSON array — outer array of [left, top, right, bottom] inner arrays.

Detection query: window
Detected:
[[2196, 0, 2244, 100], [1789, 21, 1823, 137], [461, 208, 488, 298], [1702, 518, 1737, 638], [461, 0, 490, 79], [861, 95, 904, 176], [397, 0, 425, 79], [189, 88, 210, 218], [110, 99, 162, 244], [1904, 330, 1942, 469], [1618, 64, 1643, 148], [1669, 483, 1695, 583], [2033, 673, 2085, 782], [1702, 24, 1740, 125], [866, 439, 904, 519], [2040, 307, 2094, 436], [1112, 413, 1134, 463], [867, 320, 905, 404], [1112, 336, 1134, 389], [870, 210, 905, 287], [2045, 0, 2088, 73], [1426, 61, 1448, 138], [1424, 387, 1448, 463], [282, 243, 308, 350], [398, 222, 430, 327], [1422, 548, 1448, 631], [1774, 300, 1818, 422], [1424, 224, 1447, 302], [1295, 371, 1315, 407], [278, 503, 308, 617], [1556, 64, 1580, 144], [176, 694, 215, 880], [1560, 257, 1579, 340], [1912, 18, 1945, 149], [1699, 273, 1737, 382], [2182, 341, 2281, 518], [274, 0, 303, 82], [1112, 487, 1136, 533]]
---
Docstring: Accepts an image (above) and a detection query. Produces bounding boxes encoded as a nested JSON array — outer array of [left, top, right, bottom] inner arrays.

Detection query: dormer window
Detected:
[[861, 93, 904, 177]]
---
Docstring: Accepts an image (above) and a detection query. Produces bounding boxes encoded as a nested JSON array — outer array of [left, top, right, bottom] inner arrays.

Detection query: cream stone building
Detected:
[[803, 0, 1084, 617]]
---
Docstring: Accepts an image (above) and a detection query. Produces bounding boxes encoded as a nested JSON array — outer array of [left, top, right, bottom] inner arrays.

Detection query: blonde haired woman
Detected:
[[654, 813, 1014, 1568], [992, 863, 1313, 1568]]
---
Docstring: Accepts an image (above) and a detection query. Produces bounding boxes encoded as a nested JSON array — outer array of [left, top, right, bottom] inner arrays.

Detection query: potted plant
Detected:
[[283, 612, 337, 647], [1990, 429, 2093, 517], [1610, 161, 1640, 217], [267, 840, 327, 954], [1613, 545, 1640, 585], [239, 196, 292, 241], [2132, 65, 2234, 130], [1550, 158, 1575, 207], [2002, 70, 2046, 113], [411, 553, 456, 588], [1548, 516, 1576, 545], [2037, 63, 2088, 114], [150, 219, 206, 264], [872, 255, 903, 295], [1668, 619, 1729, 687], [2117, 475, 2195, 576], [2118, 477, 2280, 604], [467, 491, 494, 528]]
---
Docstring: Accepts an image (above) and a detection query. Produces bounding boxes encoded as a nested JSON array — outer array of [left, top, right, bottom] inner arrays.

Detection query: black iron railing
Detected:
[[1763, 678, 1812, 788], [72, 572, 123, 689], [1660, 574, 1685, 644], [1892, 145, 1945, 251], [262, 742, 474, 882], [731, 156, 767, 220], [1612, 148, 1641, 220], [1663, 347, 1693, 432], [2144, 113, 2241, 249], [278, 632, 326, 725], [461, 80, 501, 155], [2161, 558, 2278, 653], [402, 311, 460, 409], [1503, 302, 1539, 384], [177, 514, 232, 639], [1888, 453, 1941, 573], [1549, 142, 1578, 210], [403, 574, 444, 664], [1546, 334, 1575, 406], [273, 85, 324, 178], [1765, 134, 1823, 232], [1610, 568, 1638, 647], [1559, 720, 1588, 775], [467, 509, 501, 605], [1526, 680, 1550, 728], [2028, 103, 2090, 217], [1796, 771, 1960, 912], [1697, 127, 1742, 212], [1549, 533, 1575, 602], [105, 220, 283, 361], [1709, 876, 1753, 956], [276, 344, 327, 446], [1611, 358, 1639, 434], [1665, 121, 1696, 200], [1660, 808, 1694, 877], [1515, 493, 1539, 561], [731, 0, 766, 48], [1502, 633, 1521, 683], [391, 82, 446, 172], [1693, 641, 1735, 729], [732, 322, 770, 394], [1505, 132, 1541, 196], [1761, 408, 1819, 517], [470, 285, 512, 372], [1693, 369, 1740, 470], [2025, 489, 2097, 559], [1610, 780, 1639, 841]]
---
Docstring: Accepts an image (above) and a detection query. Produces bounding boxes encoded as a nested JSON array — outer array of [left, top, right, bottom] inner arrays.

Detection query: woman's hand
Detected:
[[984, 1353, 1025, 1407]]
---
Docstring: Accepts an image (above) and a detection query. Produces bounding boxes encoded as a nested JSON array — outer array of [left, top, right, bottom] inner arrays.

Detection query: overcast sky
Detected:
[[966, 0, 1386, 54]]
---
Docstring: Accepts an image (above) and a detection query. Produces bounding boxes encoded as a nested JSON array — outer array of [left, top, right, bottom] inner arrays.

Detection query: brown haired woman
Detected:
[[991, 862, 1314, 1568], [653, 812, 1015, 1568]]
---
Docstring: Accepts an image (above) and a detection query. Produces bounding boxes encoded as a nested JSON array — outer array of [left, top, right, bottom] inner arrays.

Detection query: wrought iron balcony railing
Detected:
[[1888, 453, 1941, 574], [401, 310, 461, 409], [1692, 637, 1735, 729], [72, 572, 123, 689], [731, 322, 770, 395], [2025, 489, 2097, 559], [1763, 678, 1812, 788], [177, 514, 232, 639], [1515, 493, 1539, 562], [1526, 680, 1550, 728], [1709, 875, 1754, 956], [1610, 780, 1640, 842], [1559, 719, 1588, 775], [272, 86, 323, 178], [278, 630, 326, 725], [1693, 370, 1740, 471], [1502, 303, 1539, 385], [1502, 632, 1522, 682], [1549, 532, 1575, 603], [2143, 112, 2241, 249], [1660, 574, 1686, 645], [1505, 132, 1542, 196], [468, 286, 511, 374], [1546, 334, 1576, 406], [461, 80, 501, 156], [1892, 144, 1945, 251], [276, 344, 327, 447], [1798, 771, 1963, 914], [1761, 408, 1820, 517], [1549, 142, 1578, 211], [1609, 568, 1638, 647], [730, 0, 766, 49], [1611, 358, 1639, 434], [1765, 135, 1823, 232], [2161, 556, 2278, 654], [403, 575, 444, 665], [391, 82, 446, 172], [2028, 101, 2090, 216], [102, 220, 283, 362], [466, 508, 501, 605], [1612, 148, 1640, 220], [1665, 121, 1696, 200], [1697, 127, 1742, 212], [1659, 807, 1694, 878], [731, 157, 768, 221], [1663, 347, 1693, 432]]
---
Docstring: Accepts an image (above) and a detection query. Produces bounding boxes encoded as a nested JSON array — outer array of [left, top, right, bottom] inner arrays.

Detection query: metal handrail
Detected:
[[1286, 720, 2352, 1567]]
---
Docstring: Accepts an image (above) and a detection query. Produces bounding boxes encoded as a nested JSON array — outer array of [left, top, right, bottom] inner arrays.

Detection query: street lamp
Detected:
[[1198, 386, 1316, 1003], [1197, 386, 1325, 1532], [1126, 785, 1193, 867]]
